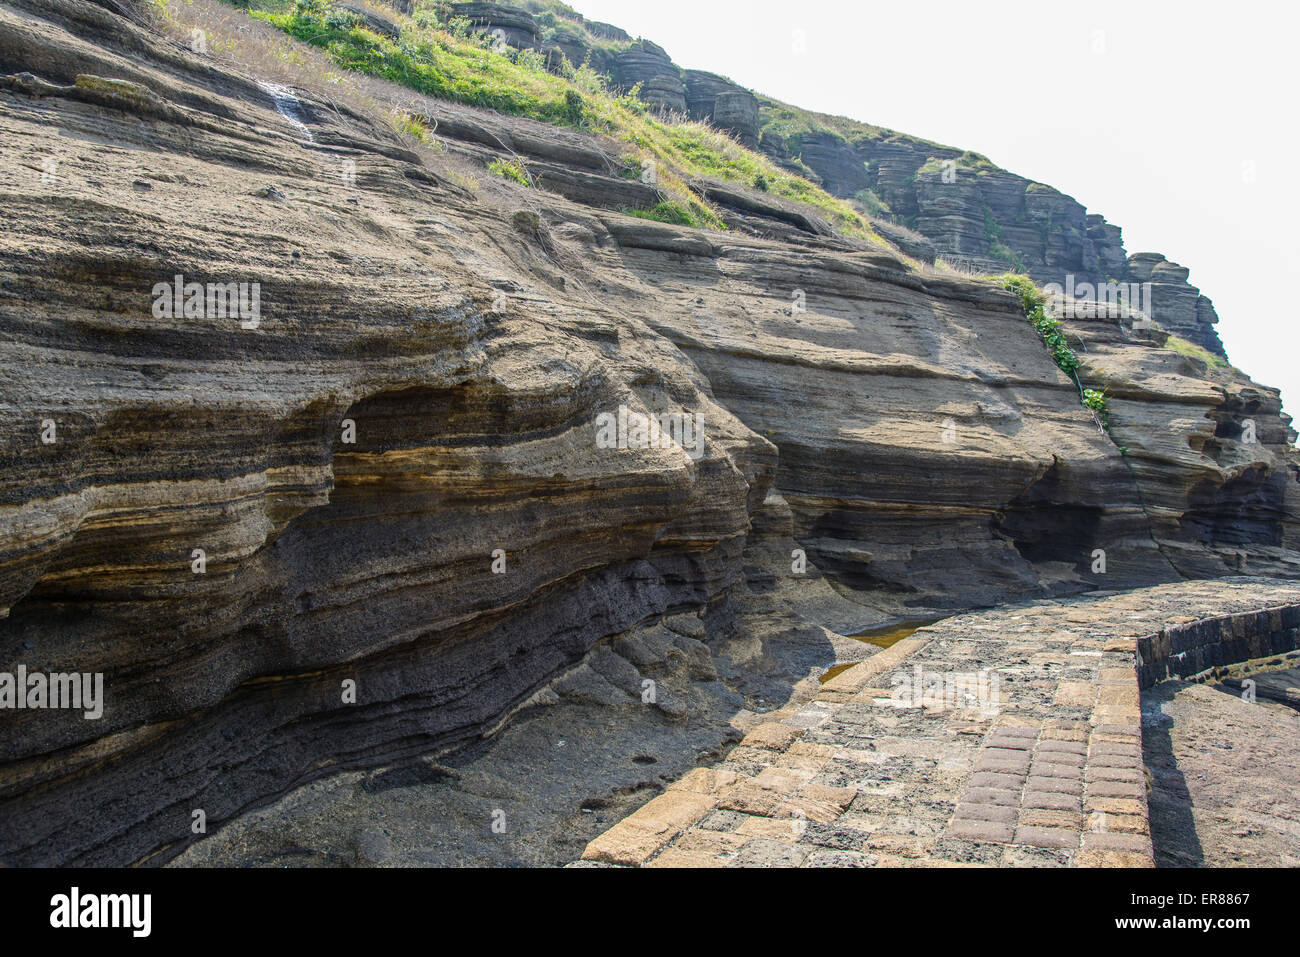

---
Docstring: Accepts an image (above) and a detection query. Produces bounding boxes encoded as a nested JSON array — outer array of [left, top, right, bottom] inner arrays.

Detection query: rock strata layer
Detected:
[[0, 0, 1295, 867]]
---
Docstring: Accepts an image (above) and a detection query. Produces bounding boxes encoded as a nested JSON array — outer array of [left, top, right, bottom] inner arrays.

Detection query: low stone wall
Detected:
[[1136, 604, 1300, 689]]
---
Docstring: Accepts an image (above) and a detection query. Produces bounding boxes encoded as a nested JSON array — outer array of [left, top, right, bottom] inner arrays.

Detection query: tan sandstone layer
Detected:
[[0, 0, 1296, 865]]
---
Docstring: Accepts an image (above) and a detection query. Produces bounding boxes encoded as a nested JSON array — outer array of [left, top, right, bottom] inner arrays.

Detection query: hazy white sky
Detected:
[[576, 0, 1299, 429]]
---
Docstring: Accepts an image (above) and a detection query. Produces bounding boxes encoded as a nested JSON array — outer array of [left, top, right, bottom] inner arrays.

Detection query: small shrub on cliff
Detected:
[[515, 47, 548, 73], [487, 157, 531, 186], [411, 6, 440, 30], [392, 110, 431, 142], [999, 276, 1125, 436], [853, 187, 890, 218], [1082, 388, 1110, 420], [322, 4, 358, 30], [445, 14, 472, 39], [623, 202, 702, 227], [563, 88, 585, 124]]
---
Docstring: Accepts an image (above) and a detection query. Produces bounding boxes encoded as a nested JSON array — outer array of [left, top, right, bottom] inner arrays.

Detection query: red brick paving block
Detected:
[[1092, 724, 1142, 740], [1030, 762, 1084, 780], [948, 819, 1014, 843], [1081, 832, 1152, 854], [1088, 752, 1142, 769], [984, 747, 1034, 762], [1014, 826, 1079, 850], [1085, 780, 1145, 799], [1053, 681, 1097, 707], [740, 722, 805, 752], [1033, 750, 1085, 768], [787, 740, 837, 760], [1076, 848, 1153, 868], [753, 765, 819, 792], [974, 751, 1032, 774], [1027, 775, 1084, 795], [954, 803, 1018, 824], [717, 784, 783, 818], [1019, 809, 1084, 830], [1092, 813, 1149, 835], [674, 829, 749, 854], [581, 791, 717, 866], [1099, 667, 1135, 684], [645, 846, 733, 868], [1089, 740, 1142, 754], [1035, 740, 1087, 757], [991, 724, 1039, 740], [969, 771, 1025, 790], [964, 787, 1021, 806], [1098, 686, 1140, 708], [1043, 720, 1091, 737], [1083, 795, 1145, 816], [779, 795, 846, 824], [986, 728, 1037, 748], [734, 816, 799, 841], [1022, 790, 1082, 812], [1085, 766, 1144, 784], [673, 767, 742, 796]]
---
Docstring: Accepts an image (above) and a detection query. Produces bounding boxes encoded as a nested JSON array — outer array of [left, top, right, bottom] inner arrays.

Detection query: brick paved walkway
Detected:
[[578, 579, 1300, 867]]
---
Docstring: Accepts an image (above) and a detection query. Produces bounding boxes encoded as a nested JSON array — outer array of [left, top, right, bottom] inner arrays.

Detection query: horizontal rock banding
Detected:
[[0, 0, 1296, 867]]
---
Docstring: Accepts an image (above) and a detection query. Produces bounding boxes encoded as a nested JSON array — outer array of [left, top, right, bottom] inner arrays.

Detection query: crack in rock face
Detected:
[[0, 0, 1296, 868]]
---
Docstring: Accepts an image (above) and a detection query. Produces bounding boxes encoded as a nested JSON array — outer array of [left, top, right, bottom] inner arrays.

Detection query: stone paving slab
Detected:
[[578, 579, 1300, 868]]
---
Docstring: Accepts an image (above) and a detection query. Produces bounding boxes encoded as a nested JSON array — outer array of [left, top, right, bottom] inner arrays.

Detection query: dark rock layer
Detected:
[[0, 0, 1295, 867]]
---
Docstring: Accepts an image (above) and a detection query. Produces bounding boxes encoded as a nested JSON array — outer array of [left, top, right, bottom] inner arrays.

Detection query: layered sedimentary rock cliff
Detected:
[[758, 123, 1230, 358], [0, 0, 1296, 867], [455, 2, 1228, 359]]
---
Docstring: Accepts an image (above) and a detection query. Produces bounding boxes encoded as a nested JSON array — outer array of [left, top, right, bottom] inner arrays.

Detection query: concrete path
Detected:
[[578, 579, 1300, 867]]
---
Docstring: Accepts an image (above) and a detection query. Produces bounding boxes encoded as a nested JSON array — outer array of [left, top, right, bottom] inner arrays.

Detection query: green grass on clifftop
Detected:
[[230, 0, 880, 240], [1165, 334, 1230, 369], [759, 98, 997, 169]]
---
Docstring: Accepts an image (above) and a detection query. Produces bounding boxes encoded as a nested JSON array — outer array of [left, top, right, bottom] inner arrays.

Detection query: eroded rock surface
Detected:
[[0, 0, 1296, 867]]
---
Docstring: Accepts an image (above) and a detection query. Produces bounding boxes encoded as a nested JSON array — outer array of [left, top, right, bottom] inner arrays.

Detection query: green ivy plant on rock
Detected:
[[999, 275, 1117, 436], [1082, 388, 1110, 422], [999, 275, 1079, 378]]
